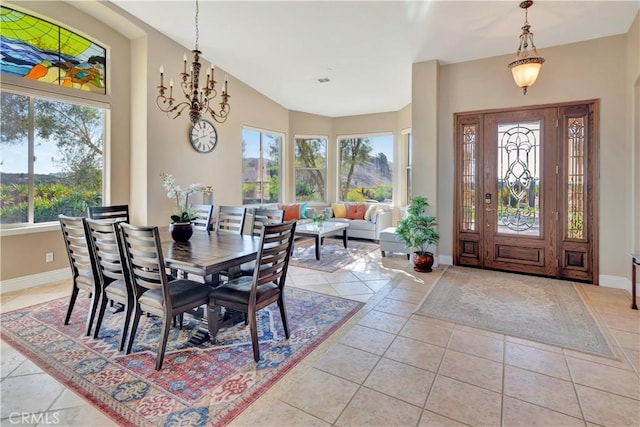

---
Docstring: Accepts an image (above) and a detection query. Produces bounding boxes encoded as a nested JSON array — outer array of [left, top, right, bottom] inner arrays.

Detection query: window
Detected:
[[242, 128, 282, 204], [0, 91, 105, 224], [0, 6, 107, 94], [294, 136, 327, 202], [404, 130, 412, 204], [338, 134, 393, 202]]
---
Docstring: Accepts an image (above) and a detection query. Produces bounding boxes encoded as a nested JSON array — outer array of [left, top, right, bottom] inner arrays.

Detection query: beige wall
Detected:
[[412, 32, 636, 281], [628, 13, 640, 255]]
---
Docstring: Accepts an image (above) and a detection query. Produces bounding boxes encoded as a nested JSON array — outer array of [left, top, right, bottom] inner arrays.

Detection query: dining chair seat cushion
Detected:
[[76, 271, 95, 290], [104, 279, 127, 298], [209, 276, 279, 305], [138, 280, 211, 310]]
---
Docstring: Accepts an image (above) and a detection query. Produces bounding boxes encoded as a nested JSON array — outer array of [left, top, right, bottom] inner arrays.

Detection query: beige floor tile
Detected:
[[396, 279, 431, 293], [344, 293, 374, 303], [439, 349, 503, 393], [358, 310, 408, 334], [230, 399, 330, 427], [399, 318, 452, 348], [364, 357, 435, 407], [47, 406, 117, 427], [610, 328, 640, 350], [505, 341, 571, 380], [339, 325, 395, 355], [599, 313, 640, 333], [331, 281, 374, 297], [505, 335, 564, 354], [386, 287, 427, 304], [502, 396, 584, 426], [320, 270, 361, 283], [335, 386, 422, 427], [503, 365, 582, 418], [418, 410, 468, 426], [567, 356, 640, 399], [449, 329, 504, 363], [384, 336, 444, 372], [351, 270, 395, 282], [373, 297, 417, 318], [289, 272, 329, 286], [278, 368, 359, 424], [622, 347, 640, 372], [0, 373, 65, 419], [49, 389, 93, 411], [362, 279, 393, 293], [313, 343, 379, 384], [425, 375, 502, 426], [409, 315, 455, 331], [1, 341, 26, 379], [10, 359, 44, 376], [289, 283, 339, 296], [563, 346, 636, 371], [454, 324, 504, 341], [575, 384, 640, 426]]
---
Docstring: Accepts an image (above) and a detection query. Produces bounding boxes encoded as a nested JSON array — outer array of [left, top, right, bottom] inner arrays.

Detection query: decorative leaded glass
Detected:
[[0, 6, 106, 93], [462, 125, 476, 231], [496, 121, 541, 235], [567, 117, 586, 239]]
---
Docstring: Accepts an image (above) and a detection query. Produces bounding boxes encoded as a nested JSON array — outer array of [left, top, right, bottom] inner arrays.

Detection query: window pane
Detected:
[[242, 129, 261, 204], [339, 135, 393, 202], [566, 117, 586, 240], [0, 92, 29, 224], [295, 137, 327, 201], [242, 128, 282, 205], [263, 133, 281, 203]]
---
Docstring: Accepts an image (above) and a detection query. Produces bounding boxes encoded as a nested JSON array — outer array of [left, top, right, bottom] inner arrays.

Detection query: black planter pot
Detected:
[[170, 222, 193, 242], [413, 251, 434, 272]]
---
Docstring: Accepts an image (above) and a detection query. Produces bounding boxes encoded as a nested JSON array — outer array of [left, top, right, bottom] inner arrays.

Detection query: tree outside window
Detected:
[[0, 91, 104, 224], [339, 134, 393, 202], [294, 136, 327, 202], [242, 128, 282, 204]]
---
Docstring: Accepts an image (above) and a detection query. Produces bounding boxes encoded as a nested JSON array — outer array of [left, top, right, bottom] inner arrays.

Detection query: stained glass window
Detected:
[[0, 6, 106, 94]]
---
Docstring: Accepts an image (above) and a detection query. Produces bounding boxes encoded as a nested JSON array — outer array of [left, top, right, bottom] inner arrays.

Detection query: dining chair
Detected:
[[239, 208, 285, 277], [215, 206, 247, 234], [207, 220, 297, 362], [58, 214, 101, 336], [88, 205, 130, 222], [85, 218, 136, 351], [117, 222, 211, 370], [190, 204, 214, 233]]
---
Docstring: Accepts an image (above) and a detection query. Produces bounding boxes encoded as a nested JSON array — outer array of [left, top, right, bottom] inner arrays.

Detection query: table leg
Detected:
[[315, 235, 321, 260], [632, 258, 638, 310], [342, 228, 348, 248]]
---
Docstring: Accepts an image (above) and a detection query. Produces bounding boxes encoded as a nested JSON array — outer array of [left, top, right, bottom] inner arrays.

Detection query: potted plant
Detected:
[[395, 195, 440, 272], [160, 173, 213, 242]]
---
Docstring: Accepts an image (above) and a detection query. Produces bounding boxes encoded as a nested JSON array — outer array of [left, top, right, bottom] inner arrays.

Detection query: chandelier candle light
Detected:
[[508, 0, 545, 94], [156, 0, 230, 125]]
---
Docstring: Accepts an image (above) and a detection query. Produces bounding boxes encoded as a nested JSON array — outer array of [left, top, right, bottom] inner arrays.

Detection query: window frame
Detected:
[[241, 126, 284, 205]]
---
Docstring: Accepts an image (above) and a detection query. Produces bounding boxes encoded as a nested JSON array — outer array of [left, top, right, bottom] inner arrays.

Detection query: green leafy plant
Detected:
[[396, 195, 440, 254]]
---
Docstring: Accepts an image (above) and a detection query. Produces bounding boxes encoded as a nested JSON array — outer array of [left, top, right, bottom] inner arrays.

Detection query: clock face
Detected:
[[189, 119, 218, 153]]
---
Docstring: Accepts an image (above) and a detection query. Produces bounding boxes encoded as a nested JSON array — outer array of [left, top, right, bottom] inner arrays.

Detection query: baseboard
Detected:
[[0, 268, 71, 294], [437, 254, 453, 266], [599, 274, 634, 293]]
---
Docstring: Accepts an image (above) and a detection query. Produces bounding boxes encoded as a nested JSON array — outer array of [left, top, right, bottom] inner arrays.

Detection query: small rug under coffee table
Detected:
[[415, 266, 615, 358], [289, 237, 379, 273]]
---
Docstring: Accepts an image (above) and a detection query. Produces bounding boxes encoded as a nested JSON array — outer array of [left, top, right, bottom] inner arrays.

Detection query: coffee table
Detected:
[[295, 222, 349, 260]]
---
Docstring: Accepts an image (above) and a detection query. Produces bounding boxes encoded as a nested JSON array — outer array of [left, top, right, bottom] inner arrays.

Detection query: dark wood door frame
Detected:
[[453, 100, 599, 284]]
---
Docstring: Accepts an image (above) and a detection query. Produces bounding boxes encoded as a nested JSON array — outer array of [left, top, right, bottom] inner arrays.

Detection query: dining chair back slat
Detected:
[[216, 206, 247, 234], [88, 205, 130, 223], [190, 204, 214, 233], [117, 222, 211, 370], [250, 208, 285, 236], [58, 215, 100, 336]]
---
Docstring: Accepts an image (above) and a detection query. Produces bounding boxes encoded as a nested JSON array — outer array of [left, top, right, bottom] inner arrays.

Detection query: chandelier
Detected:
[[508, 0, 545, 94], [156, 0, 230, 124]]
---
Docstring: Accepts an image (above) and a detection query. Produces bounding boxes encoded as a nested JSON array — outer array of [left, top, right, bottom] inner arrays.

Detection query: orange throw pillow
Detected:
[[346, 204, 365, 220], [331, 203, 347, 218], [282, 204, 300, 221]]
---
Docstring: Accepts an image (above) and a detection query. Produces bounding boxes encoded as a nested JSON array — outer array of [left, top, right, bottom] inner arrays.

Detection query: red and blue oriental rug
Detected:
[[0, 287, 363, 426]]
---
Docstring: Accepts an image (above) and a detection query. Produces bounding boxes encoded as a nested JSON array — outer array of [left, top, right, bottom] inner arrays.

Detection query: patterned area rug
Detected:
[[415, 266, 615, 358], [0, 287, 363, 426], [289, 237, 379, 273]]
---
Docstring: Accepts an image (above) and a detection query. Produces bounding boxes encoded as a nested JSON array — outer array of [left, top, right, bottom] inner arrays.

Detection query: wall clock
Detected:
[[189, 119, 218, 153]]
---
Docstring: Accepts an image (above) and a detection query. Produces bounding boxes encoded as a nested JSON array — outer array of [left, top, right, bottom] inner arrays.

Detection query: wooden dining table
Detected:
[[160, 227, 261, 285], [159, 227, 261, 343]]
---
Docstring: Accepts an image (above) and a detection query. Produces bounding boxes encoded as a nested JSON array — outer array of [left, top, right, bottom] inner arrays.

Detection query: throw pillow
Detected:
[[364, 204, 378, 221], [331, 203, 347, 218], [282, 204, 300, 221], [346, 204, 365, 220], [300, 202, 308, 219]]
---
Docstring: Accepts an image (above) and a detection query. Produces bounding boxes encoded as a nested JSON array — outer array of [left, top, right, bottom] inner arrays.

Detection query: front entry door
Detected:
[[454, 102, 598, 283]]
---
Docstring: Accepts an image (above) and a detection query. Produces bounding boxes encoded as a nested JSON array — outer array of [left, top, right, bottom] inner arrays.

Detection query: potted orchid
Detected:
[[161, 173, 214, 241]]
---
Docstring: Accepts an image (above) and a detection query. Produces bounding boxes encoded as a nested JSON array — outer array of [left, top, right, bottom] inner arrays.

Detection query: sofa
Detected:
[[253, 201, 391, 242], [323, 202, 392, 242]]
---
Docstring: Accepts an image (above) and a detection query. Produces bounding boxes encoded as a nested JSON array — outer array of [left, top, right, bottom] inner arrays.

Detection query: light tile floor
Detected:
[[1, 250, 639, 426]]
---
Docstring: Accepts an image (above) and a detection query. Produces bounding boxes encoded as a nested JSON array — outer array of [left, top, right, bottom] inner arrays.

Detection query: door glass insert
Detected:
[[462, 125, 476, 231], [496, 121, 541, 236], [567, 117, 586, 240]]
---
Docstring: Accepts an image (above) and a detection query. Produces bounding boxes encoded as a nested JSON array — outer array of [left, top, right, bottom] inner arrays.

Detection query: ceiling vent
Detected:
[[316, 77, 330, 83]]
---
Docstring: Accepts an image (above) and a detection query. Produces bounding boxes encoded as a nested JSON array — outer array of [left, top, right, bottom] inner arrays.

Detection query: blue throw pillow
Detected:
[[299, 202, 308, 219]]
